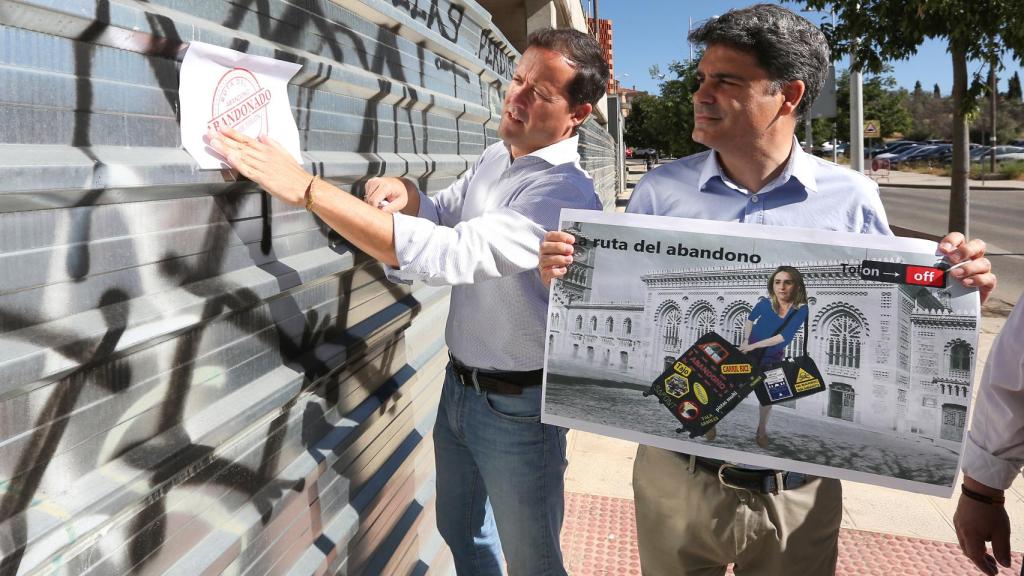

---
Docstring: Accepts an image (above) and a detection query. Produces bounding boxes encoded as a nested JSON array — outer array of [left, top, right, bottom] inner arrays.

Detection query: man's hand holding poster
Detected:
[[542, 210, 981, 497]]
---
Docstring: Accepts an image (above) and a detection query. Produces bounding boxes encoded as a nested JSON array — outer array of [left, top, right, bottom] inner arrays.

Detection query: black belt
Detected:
[[448, 354, 543, 395], [691, 456, 809, 494]]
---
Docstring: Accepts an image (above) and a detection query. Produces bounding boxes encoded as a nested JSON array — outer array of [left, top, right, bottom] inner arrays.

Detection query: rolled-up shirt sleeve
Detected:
[[389, 176, 599, 286], [962, 298, 1024, 490]]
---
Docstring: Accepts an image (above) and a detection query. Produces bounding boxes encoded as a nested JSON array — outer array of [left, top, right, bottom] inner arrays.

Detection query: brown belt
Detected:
[[449, 354, 543, 395]]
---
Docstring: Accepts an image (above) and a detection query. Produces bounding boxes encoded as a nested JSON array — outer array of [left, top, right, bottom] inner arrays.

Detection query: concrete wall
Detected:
[[0, 0, 613, 573]]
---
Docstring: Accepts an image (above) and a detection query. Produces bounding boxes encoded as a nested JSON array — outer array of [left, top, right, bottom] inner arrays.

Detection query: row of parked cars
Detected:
[[868, 140, 1024, 169], [625, 146, 659, 159]]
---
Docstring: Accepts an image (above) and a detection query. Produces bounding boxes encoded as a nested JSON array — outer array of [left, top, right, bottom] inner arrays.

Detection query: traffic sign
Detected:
[[863, 119, 880, 138]]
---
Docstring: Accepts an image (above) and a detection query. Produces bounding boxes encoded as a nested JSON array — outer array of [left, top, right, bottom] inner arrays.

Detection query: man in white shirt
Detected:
[[955, 294, 1024, 575], [540, 5, 996, 575], [211, 28, 608, 576]]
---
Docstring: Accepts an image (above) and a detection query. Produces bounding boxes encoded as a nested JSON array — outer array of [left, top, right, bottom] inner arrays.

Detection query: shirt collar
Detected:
[[698, 136, 819, 195], [504, 135, 580, 166]]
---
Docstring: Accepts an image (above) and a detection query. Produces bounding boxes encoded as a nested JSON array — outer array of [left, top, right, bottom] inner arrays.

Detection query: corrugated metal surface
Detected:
[[0, 0, 615, 574]]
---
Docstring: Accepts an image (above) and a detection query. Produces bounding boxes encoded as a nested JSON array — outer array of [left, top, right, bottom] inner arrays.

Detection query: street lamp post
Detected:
[[850, 45, 864, 173]]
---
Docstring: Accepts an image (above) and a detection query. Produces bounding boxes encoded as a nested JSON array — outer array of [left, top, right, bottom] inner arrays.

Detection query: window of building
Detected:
[[575, 315, 583, 330], [725, 304, 752, 346], [826, 313, 862, 369], [590, 316, 597, 331], [949, 342, 971, 372], [624, 317, 632, 335], [785, 325, 805, 359], [661, 308, 682, 349], [606, 317, 614, 334], [688, 305, 715, 343]]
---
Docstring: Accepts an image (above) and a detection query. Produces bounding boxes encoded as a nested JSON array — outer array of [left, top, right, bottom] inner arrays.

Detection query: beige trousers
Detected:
[[632, 445, 842, 576]]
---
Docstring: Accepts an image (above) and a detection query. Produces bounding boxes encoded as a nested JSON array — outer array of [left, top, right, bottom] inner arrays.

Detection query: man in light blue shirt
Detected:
[[541, 5, 995, 575], [212, 28, 608, 576]]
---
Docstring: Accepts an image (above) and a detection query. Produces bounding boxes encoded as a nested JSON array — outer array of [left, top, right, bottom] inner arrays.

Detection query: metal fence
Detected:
[[0, 0, 615, 573]]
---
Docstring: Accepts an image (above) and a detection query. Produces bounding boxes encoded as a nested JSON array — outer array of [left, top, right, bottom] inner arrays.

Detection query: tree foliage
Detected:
[[803, 0, 1024, 233], [624, 60, 707, 158], [813, 68, 912, 143], [1009, 71, 1023, 101]]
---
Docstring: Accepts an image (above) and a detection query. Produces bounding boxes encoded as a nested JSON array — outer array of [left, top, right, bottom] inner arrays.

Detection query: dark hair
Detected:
[[688, 4, 829, 118], [528, 28, 610, 108], [767, 265, 808, 310]]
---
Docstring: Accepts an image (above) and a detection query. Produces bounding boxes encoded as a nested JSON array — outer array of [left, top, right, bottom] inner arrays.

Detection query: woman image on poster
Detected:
[[739, 265, 809, 447]]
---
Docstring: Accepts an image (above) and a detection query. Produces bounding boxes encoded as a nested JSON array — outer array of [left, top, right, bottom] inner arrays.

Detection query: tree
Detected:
[[623, 60, 707, 158], [933, 83, 941, 98], [1009, 71, 1023, 101], [653, 60, 707, 158], [826, 68, 912, 140], [624, 94, 660, 149], [906, 79, 954, 140], [805, 0, 1024, 235], [913, 80, 923, 95]]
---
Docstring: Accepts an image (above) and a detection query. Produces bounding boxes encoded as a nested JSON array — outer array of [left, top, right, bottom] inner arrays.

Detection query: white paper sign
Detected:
[[180, 41, 303, 169]]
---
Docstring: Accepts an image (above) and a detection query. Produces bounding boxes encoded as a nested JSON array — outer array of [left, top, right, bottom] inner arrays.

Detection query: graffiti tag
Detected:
[[478, 29, 514, 79], [392, 0, 465, 43]]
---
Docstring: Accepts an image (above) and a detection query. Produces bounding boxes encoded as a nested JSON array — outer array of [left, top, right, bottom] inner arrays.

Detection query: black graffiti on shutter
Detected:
[[392, 0, 466, 43], [478, 29, 514, 79]]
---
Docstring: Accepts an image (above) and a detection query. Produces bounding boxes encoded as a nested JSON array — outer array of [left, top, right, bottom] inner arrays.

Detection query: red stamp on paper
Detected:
[[207, 68, 271, 134]]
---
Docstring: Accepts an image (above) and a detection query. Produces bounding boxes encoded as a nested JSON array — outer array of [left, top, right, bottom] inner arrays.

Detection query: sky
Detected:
[[594, 0, 1024, 98]]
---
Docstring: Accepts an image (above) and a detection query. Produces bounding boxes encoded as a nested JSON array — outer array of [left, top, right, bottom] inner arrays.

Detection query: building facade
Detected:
[[550, 254, 977, 449], [587, 17, 616, 94]]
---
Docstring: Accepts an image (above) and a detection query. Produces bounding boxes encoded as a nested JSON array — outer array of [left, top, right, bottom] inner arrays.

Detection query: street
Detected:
[[879, 185, 1024, 310]]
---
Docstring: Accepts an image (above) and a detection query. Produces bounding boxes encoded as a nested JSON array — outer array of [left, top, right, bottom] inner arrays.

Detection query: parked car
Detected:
[[874, 143, 920, 161], [866, 140, 919, 158], [633, 147, 659, 161], [912, 144, 952, 163], [887, 145, 939, 169], [976, 145, 1024, 163], [936, 143, 983, 164], [811, 140, 835, 154], [872, 141, 920, 159]]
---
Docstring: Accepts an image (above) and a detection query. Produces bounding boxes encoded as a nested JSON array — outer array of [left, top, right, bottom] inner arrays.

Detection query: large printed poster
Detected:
[[542, 210, 981, 496]]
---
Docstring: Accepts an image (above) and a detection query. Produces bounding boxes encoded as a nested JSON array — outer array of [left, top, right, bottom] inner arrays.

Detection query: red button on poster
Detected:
[[905, 265, 945, 287]]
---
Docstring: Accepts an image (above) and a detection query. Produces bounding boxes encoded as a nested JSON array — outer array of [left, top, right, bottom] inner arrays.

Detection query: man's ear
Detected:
[[780, 80, 806, 117], [571, 102, 593, 127]]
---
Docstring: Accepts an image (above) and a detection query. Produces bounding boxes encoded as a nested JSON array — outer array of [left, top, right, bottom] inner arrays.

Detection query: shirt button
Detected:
[[750, 195, 759, 203]]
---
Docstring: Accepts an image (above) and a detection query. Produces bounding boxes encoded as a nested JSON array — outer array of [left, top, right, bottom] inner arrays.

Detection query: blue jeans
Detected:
[[433, 364, 569, 576]]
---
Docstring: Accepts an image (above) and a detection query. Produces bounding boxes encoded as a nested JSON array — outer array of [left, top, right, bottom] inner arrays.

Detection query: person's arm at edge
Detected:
[[954, 300, 1024, 574]]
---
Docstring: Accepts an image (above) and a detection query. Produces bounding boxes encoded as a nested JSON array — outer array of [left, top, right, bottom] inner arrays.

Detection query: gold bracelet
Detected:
[[304, 175, 319, 212]]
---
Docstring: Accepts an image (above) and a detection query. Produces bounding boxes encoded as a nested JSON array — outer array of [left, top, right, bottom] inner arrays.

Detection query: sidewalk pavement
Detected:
[[562, 159, 1023, 575]]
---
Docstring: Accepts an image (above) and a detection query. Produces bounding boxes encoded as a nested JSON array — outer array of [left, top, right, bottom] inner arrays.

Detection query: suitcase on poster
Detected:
[[643, 331, 763, 438]]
